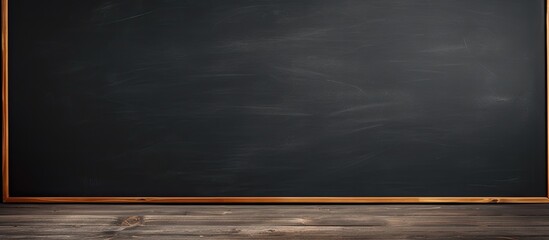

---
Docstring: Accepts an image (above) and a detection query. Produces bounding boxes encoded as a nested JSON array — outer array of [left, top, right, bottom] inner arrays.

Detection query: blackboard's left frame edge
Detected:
[[2, 0, 549, 204], [3, 197, 549, 203], [2, 0, 9, 203]]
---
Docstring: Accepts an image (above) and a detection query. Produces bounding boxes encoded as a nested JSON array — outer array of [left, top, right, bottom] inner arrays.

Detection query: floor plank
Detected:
[[0, 204, 548, 239]]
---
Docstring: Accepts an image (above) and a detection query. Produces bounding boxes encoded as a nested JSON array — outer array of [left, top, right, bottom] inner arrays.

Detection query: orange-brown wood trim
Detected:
[[545, 0, 549, 199], [2, 197, 549, 203], [2, 0, 9, 203], [1, 0, 548, 203]]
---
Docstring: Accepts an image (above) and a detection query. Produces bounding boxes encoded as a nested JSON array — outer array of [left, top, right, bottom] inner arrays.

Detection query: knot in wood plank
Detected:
[[118, 216, 144, 226]]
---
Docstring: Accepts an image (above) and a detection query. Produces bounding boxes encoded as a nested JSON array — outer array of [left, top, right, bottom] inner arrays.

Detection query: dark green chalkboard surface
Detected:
[[3, 0, 548, 203]]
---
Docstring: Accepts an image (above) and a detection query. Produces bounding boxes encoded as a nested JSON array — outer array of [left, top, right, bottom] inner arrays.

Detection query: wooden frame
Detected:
[[2, 0, 549, 203]]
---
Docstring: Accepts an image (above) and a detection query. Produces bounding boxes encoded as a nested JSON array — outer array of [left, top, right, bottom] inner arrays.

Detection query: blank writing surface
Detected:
[[7, 0, 547, 197]]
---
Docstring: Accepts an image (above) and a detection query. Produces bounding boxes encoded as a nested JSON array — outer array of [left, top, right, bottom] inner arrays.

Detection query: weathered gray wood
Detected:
[[0, 204, 548, 239]]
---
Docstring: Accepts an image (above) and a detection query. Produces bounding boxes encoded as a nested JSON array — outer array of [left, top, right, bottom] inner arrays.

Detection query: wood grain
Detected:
[[0, 204, 548, 239]]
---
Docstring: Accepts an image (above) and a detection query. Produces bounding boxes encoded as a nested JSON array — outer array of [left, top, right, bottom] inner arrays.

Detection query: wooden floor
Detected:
[[0, 204, 548, 239]]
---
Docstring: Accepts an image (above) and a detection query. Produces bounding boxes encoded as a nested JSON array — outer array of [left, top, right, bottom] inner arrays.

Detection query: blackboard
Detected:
[[3, 0, 549, 203]]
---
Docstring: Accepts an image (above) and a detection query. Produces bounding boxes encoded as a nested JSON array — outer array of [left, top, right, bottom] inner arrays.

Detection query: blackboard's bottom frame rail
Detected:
[[3, 197, 549, 203]]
